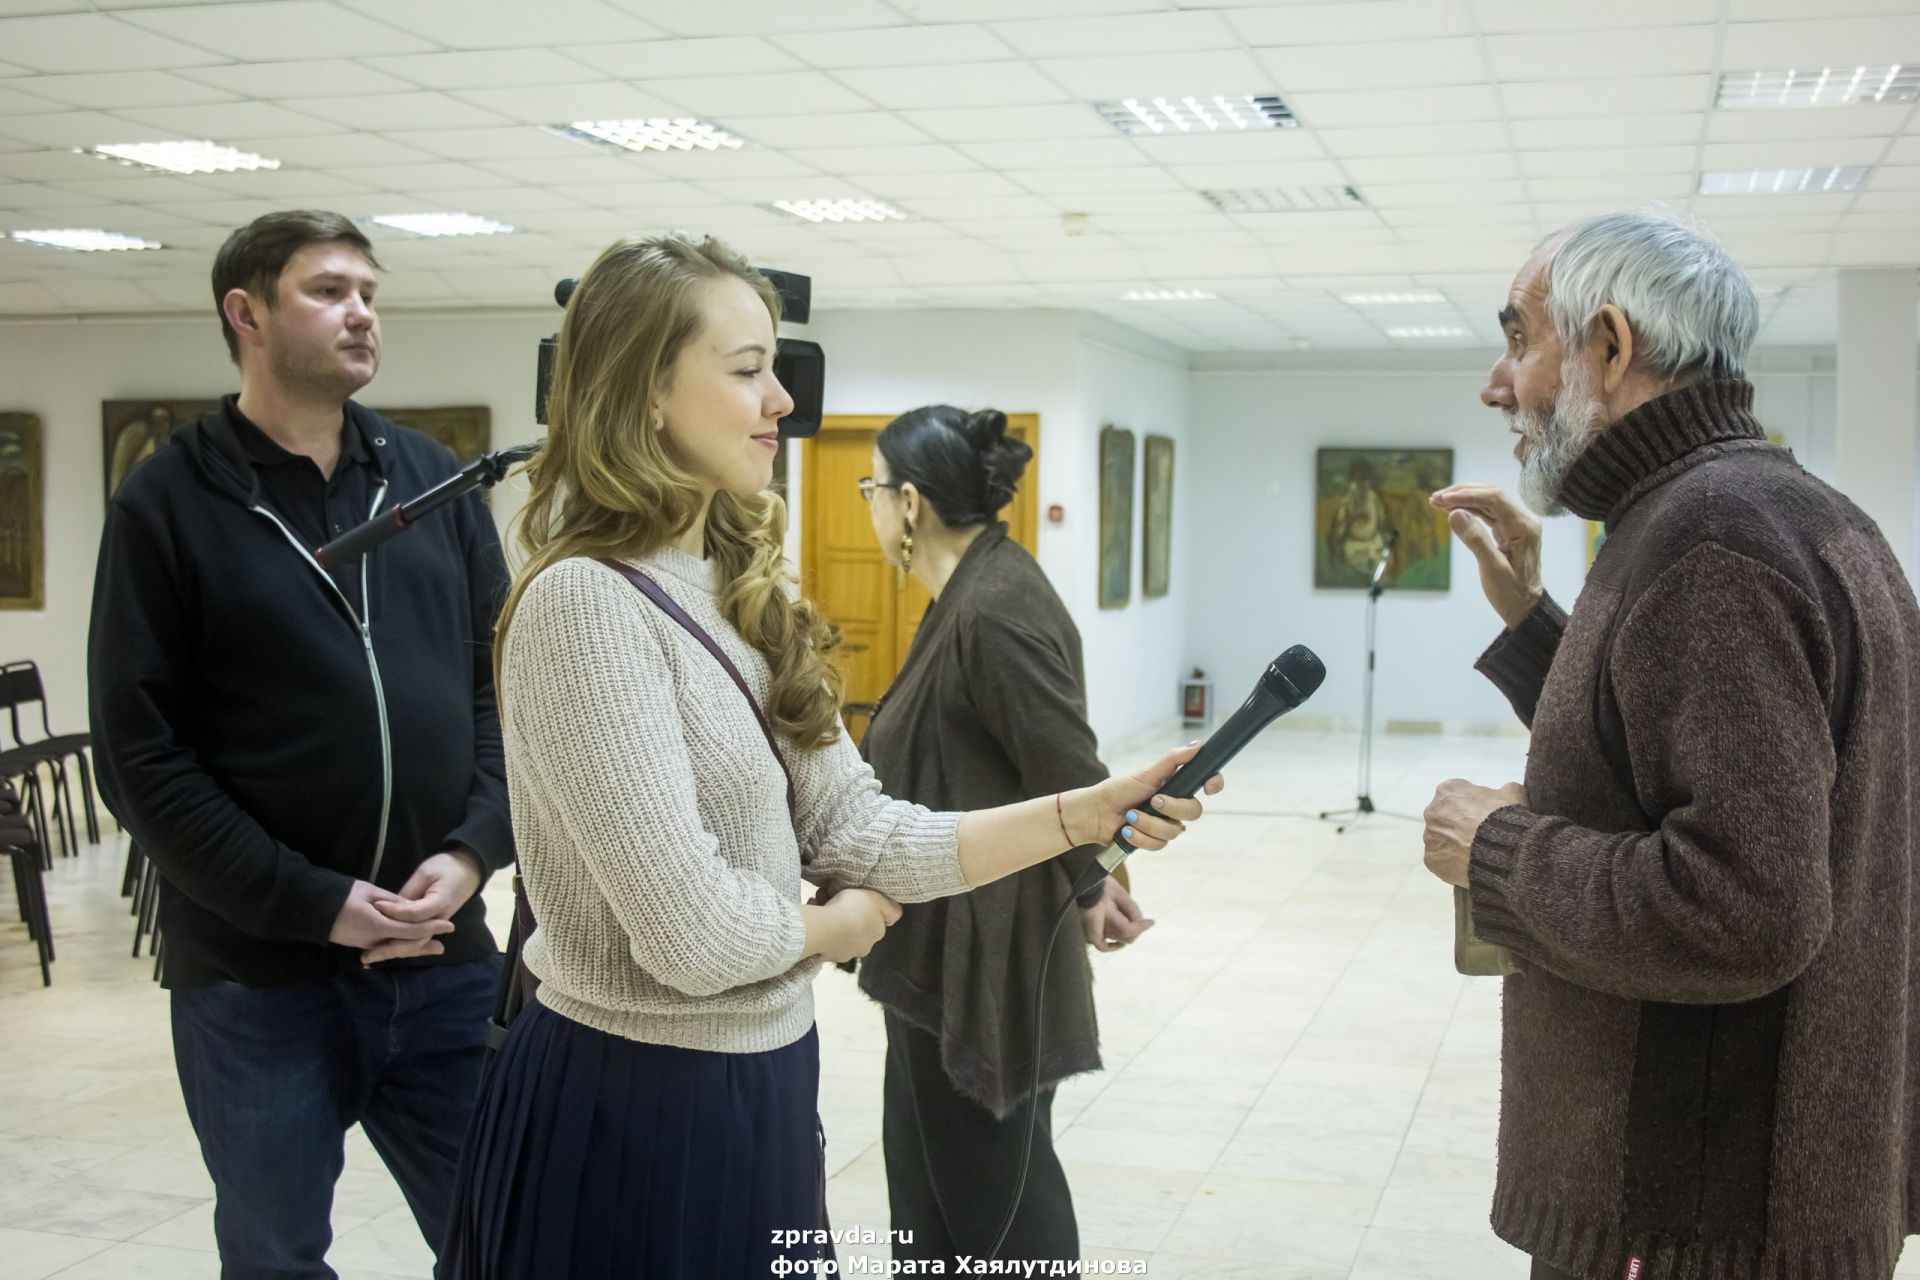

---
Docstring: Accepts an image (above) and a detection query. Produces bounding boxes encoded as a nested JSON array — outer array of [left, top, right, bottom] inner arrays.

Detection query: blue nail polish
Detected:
[[1122, 826, 1135, 840], [1126, 810, 1139, 824]]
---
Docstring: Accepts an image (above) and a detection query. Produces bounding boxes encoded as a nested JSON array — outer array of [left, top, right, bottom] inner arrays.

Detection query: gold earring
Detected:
[[897, 528, 914, 589]]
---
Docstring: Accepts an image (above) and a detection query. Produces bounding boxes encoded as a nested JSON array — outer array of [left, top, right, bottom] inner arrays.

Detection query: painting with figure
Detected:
[[102, 399, 218, 501], [0, 413, 43, 610], [1314, 447, 1453, 591], [1142, 434, 1174, 599], [1098, 425, 1134, 610]]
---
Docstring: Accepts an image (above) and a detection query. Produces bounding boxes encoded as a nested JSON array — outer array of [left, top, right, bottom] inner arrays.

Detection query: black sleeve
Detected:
[[1473, 593, 1568, 728], [961, 612, 1110, 898], [437, 488, 513, 876], [88, 494, 352, 943]]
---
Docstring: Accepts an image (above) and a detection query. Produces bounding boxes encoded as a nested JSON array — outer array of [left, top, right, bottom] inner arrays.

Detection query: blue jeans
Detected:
[[171, 958, 499, 1280]]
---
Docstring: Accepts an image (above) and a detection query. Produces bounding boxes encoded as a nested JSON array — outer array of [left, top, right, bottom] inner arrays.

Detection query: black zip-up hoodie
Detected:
[[89, 397, 513, 989]]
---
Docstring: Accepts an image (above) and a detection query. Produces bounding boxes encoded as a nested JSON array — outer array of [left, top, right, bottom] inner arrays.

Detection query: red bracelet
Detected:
[[1056, 792, 1075, 848]]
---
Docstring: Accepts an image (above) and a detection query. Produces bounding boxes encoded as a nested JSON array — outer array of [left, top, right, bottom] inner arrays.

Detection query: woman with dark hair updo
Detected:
[[857, 404, 1149, 1268]]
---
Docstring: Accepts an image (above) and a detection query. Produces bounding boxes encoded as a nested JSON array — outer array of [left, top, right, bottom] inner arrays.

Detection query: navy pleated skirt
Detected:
[[438, 998, 827, 1280]]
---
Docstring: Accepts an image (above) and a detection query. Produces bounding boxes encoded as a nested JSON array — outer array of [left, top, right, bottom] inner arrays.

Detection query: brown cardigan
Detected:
[[858, 524, 1108, 1117], [1469, 379, 1920, 1280]]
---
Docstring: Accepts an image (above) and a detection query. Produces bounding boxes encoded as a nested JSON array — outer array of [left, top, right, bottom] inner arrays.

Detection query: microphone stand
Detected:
[[1319, 537, 1421, 834], [314, 440, 541, 569]]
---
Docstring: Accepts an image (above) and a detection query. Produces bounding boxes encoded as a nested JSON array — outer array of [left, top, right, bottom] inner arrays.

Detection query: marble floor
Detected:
[[0, 729, 1913, 1279]]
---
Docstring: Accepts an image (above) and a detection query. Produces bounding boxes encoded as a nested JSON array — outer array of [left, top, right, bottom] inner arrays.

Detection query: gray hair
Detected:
[[1539, 209, 1759, 381]]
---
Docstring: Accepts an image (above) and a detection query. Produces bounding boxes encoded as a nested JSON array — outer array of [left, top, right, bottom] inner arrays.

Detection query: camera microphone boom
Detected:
[[1073, 644, 1327, 898]]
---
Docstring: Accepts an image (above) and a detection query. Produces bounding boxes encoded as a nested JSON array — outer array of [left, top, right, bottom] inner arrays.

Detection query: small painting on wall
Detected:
[[0, 413, 43, 611], [1314, 447, 1453, 591], [1098, 425, 1135, 610], [102, 399, 217, 501], [1142, 434, 1174, 599], [373, 405, 491, 462]]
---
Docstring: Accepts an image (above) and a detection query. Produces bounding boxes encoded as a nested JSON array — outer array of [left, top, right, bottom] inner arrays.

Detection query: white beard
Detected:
[[1515, 358, 1606, 516]]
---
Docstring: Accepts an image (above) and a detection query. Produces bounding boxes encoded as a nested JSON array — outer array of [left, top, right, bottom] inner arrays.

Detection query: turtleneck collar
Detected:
[[1557, 379, 1767, 524], [631, 543, 724, 596]]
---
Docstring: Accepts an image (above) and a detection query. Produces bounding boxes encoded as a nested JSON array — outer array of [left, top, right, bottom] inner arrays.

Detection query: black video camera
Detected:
[[534, 267, 823, 437]]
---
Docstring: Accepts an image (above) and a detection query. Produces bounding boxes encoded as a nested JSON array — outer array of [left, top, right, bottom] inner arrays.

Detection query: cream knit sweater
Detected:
[[501, 549, 968, 1054]]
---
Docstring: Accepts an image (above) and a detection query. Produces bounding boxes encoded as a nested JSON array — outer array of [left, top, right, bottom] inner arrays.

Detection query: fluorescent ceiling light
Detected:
[[1717, 65, 1919, 108], [1123, 289, 1217, 301], [772, 198, 907, 224], [548, 118, 745, 154], [1698, 166, 1868, 195], [80, 140, 279, 175], [369, 212, 514, 237], [10, 228, 162, 251], [1095, 94, 1296, 136], [1343, 290, 1446, 305], [1386, 326, 1470, 338], [1202, 186, 1365, 213]]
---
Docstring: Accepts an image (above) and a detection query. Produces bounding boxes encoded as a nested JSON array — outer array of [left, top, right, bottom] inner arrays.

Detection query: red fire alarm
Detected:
[[1046, 504, 1065, 525]]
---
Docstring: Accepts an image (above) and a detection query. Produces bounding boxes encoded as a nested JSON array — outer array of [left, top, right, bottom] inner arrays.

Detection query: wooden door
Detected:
[[800, 414, 1039, 710]]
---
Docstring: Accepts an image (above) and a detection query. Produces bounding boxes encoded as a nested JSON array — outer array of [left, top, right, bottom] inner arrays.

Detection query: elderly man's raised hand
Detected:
[[1431, 484, 1544, 629]]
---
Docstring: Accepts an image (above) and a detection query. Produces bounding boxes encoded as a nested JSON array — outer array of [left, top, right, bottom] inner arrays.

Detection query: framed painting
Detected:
[[1314, 447, 1453, 591], [1098, 425, 1134, 610], [0, 413, 43, 611], [102, 399, 217, 501], [1142, 434, 1174, 599], [374, 405, 491, 462]]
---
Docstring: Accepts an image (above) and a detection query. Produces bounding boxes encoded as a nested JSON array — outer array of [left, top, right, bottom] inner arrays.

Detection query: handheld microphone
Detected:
[[1074, 644, 1326, 898]]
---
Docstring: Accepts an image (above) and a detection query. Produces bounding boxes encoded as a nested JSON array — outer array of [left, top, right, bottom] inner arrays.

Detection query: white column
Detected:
[[1834, 268, 1919, 586]]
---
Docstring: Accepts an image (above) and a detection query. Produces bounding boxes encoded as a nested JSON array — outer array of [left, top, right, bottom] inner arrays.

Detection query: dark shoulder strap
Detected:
[[596, 558, 798, 826]]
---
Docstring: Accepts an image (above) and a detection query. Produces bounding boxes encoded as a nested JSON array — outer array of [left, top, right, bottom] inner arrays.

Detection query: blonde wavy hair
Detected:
[[497, 235, 845, 748]]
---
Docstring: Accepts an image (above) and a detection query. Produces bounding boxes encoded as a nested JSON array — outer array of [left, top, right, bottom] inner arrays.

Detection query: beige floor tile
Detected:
[[0, 1227, 114, 1280], [0, 1180, 206, 1242], [41, 1242, 218, 1280]]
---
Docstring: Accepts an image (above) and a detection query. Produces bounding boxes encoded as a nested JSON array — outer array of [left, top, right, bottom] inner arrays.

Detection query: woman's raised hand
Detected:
[[1068, 742, 1223, 851]]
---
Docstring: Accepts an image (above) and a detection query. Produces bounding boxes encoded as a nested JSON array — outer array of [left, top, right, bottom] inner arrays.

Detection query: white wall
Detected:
[[791, 307, 1191, 750], [1184, 348, 1846, 732]]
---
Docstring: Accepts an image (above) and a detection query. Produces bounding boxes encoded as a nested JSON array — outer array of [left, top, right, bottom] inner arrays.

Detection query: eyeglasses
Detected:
[[857, 477, 899, 504]]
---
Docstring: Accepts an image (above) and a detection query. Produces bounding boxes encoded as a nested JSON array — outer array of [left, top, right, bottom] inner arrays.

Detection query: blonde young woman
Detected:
[[436, 235, 1220, 1280]]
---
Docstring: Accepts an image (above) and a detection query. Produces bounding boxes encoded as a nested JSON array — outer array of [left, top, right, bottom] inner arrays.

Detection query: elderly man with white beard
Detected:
[[1418, 209, 1920, 1280]]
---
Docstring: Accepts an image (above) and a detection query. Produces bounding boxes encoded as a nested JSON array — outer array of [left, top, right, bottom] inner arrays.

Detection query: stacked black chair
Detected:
[[0, 661, 100, 853], [1, 779, 52, 986]]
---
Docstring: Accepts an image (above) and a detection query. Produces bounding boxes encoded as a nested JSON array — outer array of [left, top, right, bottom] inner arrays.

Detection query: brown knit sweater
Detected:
[[1469, 379, 1920, 1280]]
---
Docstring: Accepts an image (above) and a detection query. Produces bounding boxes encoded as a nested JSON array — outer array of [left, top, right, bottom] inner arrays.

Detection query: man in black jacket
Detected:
[[89, 209, 513, 1279]]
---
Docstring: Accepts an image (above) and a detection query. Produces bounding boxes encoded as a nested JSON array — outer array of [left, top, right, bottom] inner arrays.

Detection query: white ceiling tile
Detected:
[[898, 104, 1111, 144], [1722, 17, 1920, 68], [911, 197, 1063, 220], [1317, 122, 1510, 159], [1365, 180, 1528, 208], [1168, 158, 1352, 187], [833, 62, 1070, 110], [1500, 76, 1712, 119], [1487, 28, 1718, 81], [357, 50, 602, 92], [1727, 0, 1920, 16], [0, 109, 176, 149], [7, 71, 236, 110], [283, 93, 511, 132], [0, 149, 146, 181], [553, 180, 742, 209], [560, 37, 802, 79], [851, 170, 1030, 199], [114, 102, 348, 140], [959, 138, 1148, 170], [616, 0, 906, 36], [1285, 86, 1502, 128], [994, 11, 1239, 57], [355, 129, 585, 163], [1017, 250, 1146, 282], [1851, 190, 1920, 212], [1470, 0, 1718, 32], [1229, 1, 1472, 44], [218, 134, 439, 168], [120, 1, 437, 59], [1696, 193, 1858, 217], [785, 143, 978, 175], [1344, 153, 1516, 184], [0, 84, 65, 115], [31, 174, 221, 203], [1528, 174, 1698, 200], [782, 23, 1015, 67], [1520, 146, 1699, 178], [1383, 204, 1533, 227], [726, 113, 933, 150], [1511, 115, 1704, 151], [405, 188, 585, 215], [1039, 49, 1274, 100], [175, 60, 419, 98], [647, 72, 873, 116], [183, 169, 373, 199], [1869, 164, 1920, 189], [625, 148, 825, 180], [139, 197, 287, 223], [338, 0, 660, 49], [0, 179, 101, 207], [0, 13, 217, 72], [1706, 105, 1911, 144], [1255, 39, 1486, 93], [1005, 164, 1182, 196], [1825, 231, 1916, 264], [329, 161, 520, 191], [450, 83, 685, 126], [465, 155, 655, 186], [1129, 131, 1331, 165], [1700, 138, 1890, 170], [1882, 137, 1920, 165]]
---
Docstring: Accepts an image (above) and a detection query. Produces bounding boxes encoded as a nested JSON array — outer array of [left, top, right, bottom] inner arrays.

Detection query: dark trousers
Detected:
[[882, 1010, 1078, 1266], [171, 957, 499, 1280], [1532, 1261, 1583, 1280]]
